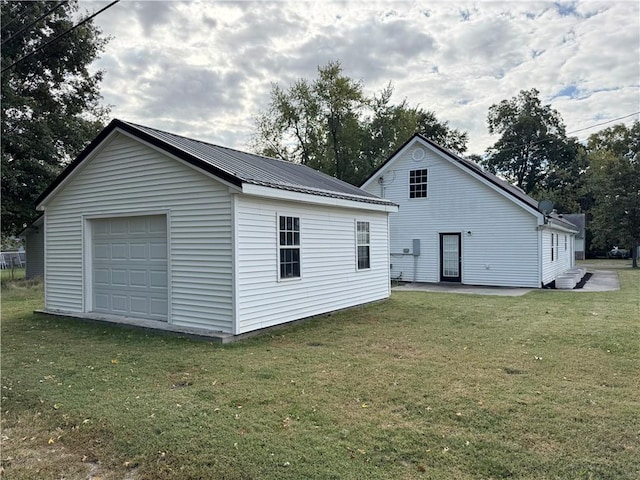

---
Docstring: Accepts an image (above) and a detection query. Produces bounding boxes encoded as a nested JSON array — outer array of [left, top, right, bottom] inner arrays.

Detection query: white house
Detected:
[[35, 119, 397, 338], [361, 134, 577, 288], [561, 213, 586, 260]]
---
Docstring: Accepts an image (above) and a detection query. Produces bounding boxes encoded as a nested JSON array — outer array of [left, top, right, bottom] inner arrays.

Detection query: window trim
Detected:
[[409, 168, 428, 199], [355, 220, 371, 271], [277, 214, 301, 281]]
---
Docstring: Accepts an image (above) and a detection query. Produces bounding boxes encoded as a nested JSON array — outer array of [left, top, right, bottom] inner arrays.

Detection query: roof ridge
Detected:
[[121, 119, 295, 166]]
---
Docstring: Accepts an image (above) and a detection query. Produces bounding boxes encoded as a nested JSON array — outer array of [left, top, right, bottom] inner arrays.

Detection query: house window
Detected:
[[551, 233, 555, 261], [356, 221, 370, 270], [279, 216, 300, 279], [564, 235, 567, 251], [409, 169, 428, 198]]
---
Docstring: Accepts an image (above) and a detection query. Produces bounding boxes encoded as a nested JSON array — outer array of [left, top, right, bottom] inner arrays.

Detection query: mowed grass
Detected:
[[1, 268, 638, 479]]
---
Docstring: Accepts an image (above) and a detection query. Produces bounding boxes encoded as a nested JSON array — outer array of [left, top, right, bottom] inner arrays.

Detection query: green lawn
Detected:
[[1, 269, 639, 480], [0, 267, 25, 283]]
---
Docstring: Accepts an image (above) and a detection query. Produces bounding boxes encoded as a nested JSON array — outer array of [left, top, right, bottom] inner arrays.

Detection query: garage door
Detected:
[[92, 215, 168, 321]]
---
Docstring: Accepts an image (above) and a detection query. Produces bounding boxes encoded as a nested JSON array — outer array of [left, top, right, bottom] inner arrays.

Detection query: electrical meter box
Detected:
[[412, 239, 421, 256]]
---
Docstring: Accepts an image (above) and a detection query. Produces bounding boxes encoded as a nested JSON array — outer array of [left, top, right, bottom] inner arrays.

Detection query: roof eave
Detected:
[[241, 183, 399, 212]]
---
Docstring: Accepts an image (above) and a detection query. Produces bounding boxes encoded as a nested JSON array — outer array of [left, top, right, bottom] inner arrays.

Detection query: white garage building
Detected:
[[36, 119, 397, 339]]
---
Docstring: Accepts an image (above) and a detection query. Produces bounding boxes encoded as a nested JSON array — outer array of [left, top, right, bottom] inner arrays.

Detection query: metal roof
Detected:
[[554, 213, 584, 236], [37, 119, 395, 208]]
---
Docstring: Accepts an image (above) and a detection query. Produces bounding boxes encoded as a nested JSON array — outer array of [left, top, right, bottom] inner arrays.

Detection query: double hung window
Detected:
[[356, 221, 370, 270], [409, 169, 428, 198], [279, 216, 300, 279]]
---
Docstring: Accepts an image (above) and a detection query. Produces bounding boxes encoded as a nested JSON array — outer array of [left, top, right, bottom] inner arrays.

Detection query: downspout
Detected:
[[538, 216, 544, 287]]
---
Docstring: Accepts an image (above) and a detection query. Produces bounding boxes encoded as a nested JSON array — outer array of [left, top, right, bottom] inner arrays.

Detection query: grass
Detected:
[[1, 267, 25, 283], [1, 268, 639, 479]]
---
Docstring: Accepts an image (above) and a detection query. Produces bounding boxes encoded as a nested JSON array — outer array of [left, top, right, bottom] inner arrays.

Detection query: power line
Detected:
[[487, 111, 640, 156], [0, 3, 33, 34], [1, 1, 69, 47], [566, 111, 640, 135], [1, 0, 120, 74]]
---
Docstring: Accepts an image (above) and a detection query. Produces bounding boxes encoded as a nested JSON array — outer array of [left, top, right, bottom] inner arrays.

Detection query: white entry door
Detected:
[[92, 215, 168, 321], [440, 233, 461, 282]]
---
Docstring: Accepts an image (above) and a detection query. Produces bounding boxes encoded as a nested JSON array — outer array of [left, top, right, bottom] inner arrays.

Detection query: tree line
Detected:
[[251, 64, 639, 264], [1, 1, 638, 264]]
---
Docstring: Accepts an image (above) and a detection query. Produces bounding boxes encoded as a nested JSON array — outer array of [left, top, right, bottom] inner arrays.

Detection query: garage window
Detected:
[[279, 216, 300, 279], [356, 221, 370, 270]]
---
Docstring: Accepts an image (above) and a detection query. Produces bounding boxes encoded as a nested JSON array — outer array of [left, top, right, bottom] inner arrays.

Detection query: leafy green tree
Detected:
[[252, 61, 467, 186], [586, 121, 640, 266], [1, 0, 109, 237], [362, 84, 467, 175], [482, 88, 576, 195]]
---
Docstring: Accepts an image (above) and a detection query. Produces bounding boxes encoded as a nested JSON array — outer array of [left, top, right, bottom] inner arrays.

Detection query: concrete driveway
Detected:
[[392, 268, 620, 296]]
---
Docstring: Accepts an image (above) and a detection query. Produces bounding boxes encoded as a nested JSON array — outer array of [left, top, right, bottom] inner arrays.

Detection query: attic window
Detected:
[[409, 169, 428, 198]]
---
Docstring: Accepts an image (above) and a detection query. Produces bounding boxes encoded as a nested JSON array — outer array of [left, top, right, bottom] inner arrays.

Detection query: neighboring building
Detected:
[[561, 214, 586, 260], [361, 134, 578, 288], [36, 119, 397, 337], [19, 215, 45, 279]]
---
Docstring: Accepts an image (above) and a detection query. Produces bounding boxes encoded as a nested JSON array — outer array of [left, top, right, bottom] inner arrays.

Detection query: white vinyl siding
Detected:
[[541, 229, 574, 285], [43, 132, 234, 332], [364, 141, 541, 288], [235, 196, 390, 334]]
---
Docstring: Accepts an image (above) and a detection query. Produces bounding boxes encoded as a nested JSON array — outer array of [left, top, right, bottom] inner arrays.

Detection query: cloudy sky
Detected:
[[83, 0, 640, 156]]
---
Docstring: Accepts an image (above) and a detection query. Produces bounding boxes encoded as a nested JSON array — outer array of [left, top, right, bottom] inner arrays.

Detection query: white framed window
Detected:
[[409, 169, 428, 198], [551, 233, 556, 261], [356, 221, 370, 270], [564, 235, 567, 251], [278, 215, 300, 279]]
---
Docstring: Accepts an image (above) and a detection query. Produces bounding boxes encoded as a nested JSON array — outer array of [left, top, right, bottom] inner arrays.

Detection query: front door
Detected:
[[440, 233, 461, 282]]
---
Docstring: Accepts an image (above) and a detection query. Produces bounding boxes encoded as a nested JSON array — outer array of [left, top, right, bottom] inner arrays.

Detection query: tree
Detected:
[[252, 61, 467, 186], [1, 0, 109, 237], [586, 121, 640, 267], [482, 88, 576, 195], [362, 85, 467, 175]]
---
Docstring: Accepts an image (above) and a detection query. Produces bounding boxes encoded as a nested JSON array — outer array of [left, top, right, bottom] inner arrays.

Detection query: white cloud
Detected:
[[85, 0, 640, 156]]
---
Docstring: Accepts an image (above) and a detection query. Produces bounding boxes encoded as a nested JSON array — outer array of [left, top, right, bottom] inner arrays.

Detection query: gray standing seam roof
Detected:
[[122, 121, 393, 206], [36, 119, 395, 208]]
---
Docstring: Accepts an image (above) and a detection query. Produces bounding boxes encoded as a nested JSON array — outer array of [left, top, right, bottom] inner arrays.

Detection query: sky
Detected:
[[82, 0, 640, 156]]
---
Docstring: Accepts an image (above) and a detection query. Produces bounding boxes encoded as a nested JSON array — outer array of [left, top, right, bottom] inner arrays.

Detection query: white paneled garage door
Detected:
[[92, 215, 168, 321]]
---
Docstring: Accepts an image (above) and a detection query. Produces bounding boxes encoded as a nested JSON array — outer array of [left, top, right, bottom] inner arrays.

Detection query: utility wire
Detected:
[[566, 111, 640, 135], [0, 3, 32, 34], [487, 111, 640, 156], [1, 0, 120, 74], [0, 3, 35, 31], [1, 1, 69, 46]]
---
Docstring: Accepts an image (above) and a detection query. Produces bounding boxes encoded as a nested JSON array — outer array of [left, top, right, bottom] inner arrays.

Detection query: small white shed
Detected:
[[19, 215, 45, 279], [36, 120, 397, 337], [361, 134, 577, 288]]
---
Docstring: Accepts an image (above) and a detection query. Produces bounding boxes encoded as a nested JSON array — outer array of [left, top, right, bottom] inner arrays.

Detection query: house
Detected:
[[19, 215, 45, 279], [35, 119, 397, 338], [361, 134, 578, 288], [561, 213, 586, 260]]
